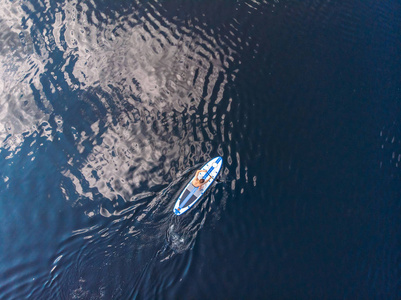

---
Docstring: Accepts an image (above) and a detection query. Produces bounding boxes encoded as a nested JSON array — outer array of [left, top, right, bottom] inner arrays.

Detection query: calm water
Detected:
[[0, 0, 400, 299]]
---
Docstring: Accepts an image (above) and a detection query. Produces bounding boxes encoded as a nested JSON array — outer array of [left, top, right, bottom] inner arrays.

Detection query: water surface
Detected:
[[0, 0, 400, 299]]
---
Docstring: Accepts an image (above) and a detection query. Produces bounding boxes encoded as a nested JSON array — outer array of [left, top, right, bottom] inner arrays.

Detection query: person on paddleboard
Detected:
[[192, 170, 212, 189]]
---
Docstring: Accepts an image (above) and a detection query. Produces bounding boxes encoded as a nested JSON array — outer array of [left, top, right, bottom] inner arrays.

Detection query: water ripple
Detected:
[[4, 0, 392, 298], [3, 0, 268, 297]]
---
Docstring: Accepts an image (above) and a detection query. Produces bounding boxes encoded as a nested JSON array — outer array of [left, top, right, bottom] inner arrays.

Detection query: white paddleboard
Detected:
[[173, 157, 223, 216]]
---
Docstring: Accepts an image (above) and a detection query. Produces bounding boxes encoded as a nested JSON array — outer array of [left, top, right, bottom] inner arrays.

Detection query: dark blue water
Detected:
[[1, 0, 400, 298]]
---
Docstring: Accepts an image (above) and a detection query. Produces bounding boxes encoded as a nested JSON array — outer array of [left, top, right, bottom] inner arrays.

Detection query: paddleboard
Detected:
[[173, 156, 223, 216]]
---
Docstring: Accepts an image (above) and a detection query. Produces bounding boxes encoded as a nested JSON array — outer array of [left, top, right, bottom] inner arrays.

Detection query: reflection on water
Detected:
[[0, 0, 251, 297], [1, 0, 399, 298]]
